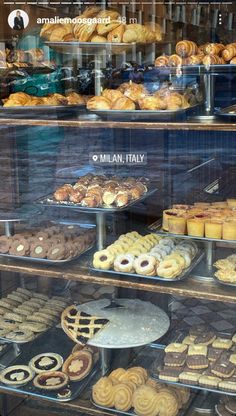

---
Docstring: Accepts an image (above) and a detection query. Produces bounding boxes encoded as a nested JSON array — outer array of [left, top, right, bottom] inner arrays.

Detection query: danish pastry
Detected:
[[204, 43, 225, 56]]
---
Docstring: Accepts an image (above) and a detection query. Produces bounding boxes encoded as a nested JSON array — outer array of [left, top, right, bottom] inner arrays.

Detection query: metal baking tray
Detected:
[[90, 250, 204, 283], [46, 41, 137, 55], [150, 346, 236, 397], [149, 218, 236, 244], [92, 342, 195, 416], [0, 320, 58, 345], [88, 103, 201, 122], [0, 244, 94, 265], [0, 104, 85, 119], [0, 327, 99, 402], [36, 188, 157, 214]]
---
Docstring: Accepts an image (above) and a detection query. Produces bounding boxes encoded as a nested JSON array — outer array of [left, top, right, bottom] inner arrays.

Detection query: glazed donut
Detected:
[[93, 249, 114, 270], [134, 254, 156, 276], [113, 383, 133, 411], [174, 249, 191, 268], [165, 252, 186, 268], [159, 238, 175, 249], [157, 259, 181, 279], [114, 254, 135, 273], [92, 377, 115, 408]]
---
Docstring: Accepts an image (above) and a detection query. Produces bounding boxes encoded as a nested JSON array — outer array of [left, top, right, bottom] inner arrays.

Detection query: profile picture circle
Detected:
[[8, 9, 29, 30]]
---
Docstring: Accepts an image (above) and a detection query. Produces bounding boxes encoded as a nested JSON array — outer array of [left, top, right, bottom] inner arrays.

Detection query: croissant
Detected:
[[185, 54, 203, 65], [144, 22, 162, 41], [111, 96, 135, 110], [123, 24, 147, 43], [3, 92, 32, 107], [43, 93, 68, 106], [176, 40, 198, 57], [81, 6, 101, 18], [40, 23, 62, 39], [169, 54, 183, 67], [222, 43, 236, 61], [154, 55, 169, 67], [138, 96, 166, 110], [87, 96, 111, 110], [230, 57, 236, 64], [97, 10, 121, 35], [102, 89, 124, 103], [107, 25, 125, 43], [204, 43, 225, 56], [66, 92, 85, 105], [50, 26, 73, 42], [165, 93, 184, 110], [73, 22, 97, 41], [123, 83, 147, 102], [202, 55, 225, 65], [90, 35, 107, 43]]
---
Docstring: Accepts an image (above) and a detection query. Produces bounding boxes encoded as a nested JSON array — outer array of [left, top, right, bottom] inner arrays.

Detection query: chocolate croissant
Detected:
[[222, 43, 236, 61], [176, 40, 198, 57], [154, 55, 169, 67]]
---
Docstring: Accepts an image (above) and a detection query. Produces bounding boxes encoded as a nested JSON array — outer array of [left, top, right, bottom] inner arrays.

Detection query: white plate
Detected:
[[76, 299, 170, 349]]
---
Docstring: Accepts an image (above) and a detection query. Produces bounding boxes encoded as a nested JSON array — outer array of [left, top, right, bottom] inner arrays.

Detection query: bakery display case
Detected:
[[0, 1, 236, 415]]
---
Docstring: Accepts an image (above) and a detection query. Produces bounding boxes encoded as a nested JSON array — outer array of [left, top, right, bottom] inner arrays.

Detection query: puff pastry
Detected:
[[176, 40, 198, 57], [102, 89, 124, 103], [107, 25, 125, 43], [97, 9, 121, 35], [222, 43, 236, 61], [155, 55, 169, 67], [138, 96, 166, 110], [87, 96, 111, 110], [90, 35, 107, 43], [111, 96, 135, 110]]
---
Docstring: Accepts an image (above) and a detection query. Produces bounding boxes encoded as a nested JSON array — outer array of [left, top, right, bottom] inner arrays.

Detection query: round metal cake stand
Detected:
[[77, 298, 170, 375]]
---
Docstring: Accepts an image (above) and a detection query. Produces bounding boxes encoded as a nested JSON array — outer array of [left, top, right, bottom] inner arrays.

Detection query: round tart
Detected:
[[57, 388, 72, 399], [29, 353, 63, 374], [0, 365, 34, 386], [33, 371, 69, 391], [62, 350, 93, 381]]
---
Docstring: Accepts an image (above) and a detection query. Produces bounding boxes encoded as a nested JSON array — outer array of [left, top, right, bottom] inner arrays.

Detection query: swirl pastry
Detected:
[[113, 383, 133, 411], [169, 54, 183, 67], [109, 368, 127, 384], [122, 368, 147, 385], [111, 96, 135, 110], [204, 43, 225, 56], [107, 25, 125, 42], [154, 55, 169, 67], [176, 40, 198, 57], [222, 43, 236, 61], [132, 385, 158, 416], [155, 389, 179, 416], [87, 96, 111, 110], [202, 55, 225, 65], [92, 377, 115, 407]]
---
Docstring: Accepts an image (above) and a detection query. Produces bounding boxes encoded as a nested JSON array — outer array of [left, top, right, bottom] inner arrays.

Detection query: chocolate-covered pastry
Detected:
[[9, 239, 30, 256], [36, 231, 50, 242], [194, 332, 216, 345], [0, 236, 11, 254], [164, 352, 186, 367], [186, 355, 209, 370], [208, 347, 224, 362], [159, 366, 182, 382], [47, 244, 65, 260], [211, 359, 235, 378], [30, 242, 49, 258]]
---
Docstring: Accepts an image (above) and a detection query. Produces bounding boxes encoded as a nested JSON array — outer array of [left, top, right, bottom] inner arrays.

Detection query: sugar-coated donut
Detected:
[[114, 254, 135, 273], [93, 249, 114, 270], [157, 258, 181, 279], [134, 254, 156, 276]]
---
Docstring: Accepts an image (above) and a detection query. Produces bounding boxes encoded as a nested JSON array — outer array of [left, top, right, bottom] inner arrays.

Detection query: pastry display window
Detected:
[[0, 1, 236, 416]]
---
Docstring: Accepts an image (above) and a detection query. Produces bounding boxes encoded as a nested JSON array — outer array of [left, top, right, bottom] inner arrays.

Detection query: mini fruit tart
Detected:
[[33, 371, 69, 391], [62, 350, 93, 381], [29, 353, 63, 374], [0, 365, 34, 387]]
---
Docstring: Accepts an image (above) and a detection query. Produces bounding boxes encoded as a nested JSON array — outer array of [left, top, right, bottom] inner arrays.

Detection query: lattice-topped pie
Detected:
[[61, 305, 109, 345]]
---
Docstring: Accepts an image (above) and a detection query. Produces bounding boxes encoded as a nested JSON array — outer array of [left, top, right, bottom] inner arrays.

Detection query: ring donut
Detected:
[[157, 258, 181, 279], [134, 254, 156, 276], [93, 249, 114, 270], [114, 254, 135, 273]]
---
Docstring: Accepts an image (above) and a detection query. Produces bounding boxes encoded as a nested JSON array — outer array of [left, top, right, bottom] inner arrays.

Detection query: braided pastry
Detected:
[[204, 43, 225, 56], [132, 385, 158, 416], [154, 55, 169, 67], [176, 40, 198, 57], [222, 43, 236, 61], [92, 377, 115, 407], [113, 383, 133, 411]]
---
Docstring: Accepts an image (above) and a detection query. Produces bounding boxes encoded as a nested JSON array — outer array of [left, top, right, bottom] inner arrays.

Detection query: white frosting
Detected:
[[46, 377, 61, 386], [38, 357, 54, 367], [10, 371, 25, 381]]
